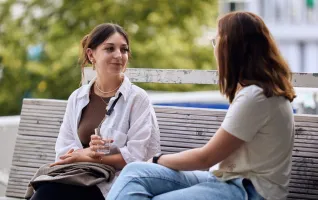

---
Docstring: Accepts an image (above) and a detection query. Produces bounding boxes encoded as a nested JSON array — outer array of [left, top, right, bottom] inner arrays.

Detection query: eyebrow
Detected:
[[103, 43, 128, 46]]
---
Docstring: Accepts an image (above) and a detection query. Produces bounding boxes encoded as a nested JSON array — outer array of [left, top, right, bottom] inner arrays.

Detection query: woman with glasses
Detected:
[[107, 11, 296, 200]]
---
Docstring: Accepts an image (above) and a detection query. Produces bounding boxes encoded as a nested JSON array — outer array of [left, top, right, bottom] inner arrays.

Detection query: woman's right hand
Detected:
[[89, 135, 113, 158], [50, 148, 93, 167]]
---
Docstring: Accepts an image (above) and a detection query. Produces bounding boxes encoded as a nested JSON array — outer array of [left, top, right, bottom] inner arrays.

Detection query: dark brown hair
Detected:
[[80, 23, 130, 80], [216, 11, 296, 103]]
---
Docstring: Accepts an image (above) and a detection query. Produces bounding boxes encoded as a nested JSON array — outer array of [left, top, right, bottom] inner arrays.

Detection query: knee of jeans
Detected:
[[121, 162, 149, 176]]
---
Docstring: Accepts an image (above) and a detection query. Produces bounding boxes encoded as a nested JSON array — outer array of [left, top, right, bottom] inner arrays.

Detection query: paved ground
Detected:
[[0, 116, 19, 196]]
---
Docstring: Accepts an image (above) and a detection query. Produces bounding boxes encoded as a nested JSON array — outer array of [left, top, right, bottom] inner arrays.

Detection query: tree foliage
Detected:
[[0, 0, 218, 115]]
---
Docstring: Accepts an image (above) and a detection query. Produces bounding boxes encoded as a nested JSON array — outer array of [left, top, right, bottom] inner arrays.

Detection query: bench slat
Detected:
[[18, 130, 58, 137]]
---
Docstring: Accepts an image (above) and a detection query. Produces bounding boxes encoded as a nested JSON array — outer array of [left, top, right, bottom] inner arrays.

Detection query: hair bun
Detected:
[[81, 34, 89, 48]]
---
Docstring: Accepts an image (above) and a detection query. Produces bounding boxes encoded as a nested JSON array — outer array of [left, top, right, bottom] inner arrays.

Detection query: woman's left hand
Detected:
[[50, 148, 93, 167]]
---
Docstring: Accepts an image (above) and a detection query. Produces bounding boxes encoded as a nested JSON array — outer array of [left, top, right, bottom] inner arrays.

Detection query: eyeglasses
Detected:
[[211, 38, 216, 48]]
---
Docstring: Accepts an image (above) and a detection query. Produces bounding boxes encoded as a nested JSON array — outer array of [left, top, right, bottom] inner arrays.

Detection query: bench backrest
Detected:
[[83, 68, 318, 87], [6, 98, 318, 200]]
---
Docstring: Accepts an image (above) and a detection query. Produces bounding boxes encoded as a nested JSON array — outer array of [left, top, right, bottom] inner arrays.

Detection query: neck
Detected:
[[95, 74, 123, 94]]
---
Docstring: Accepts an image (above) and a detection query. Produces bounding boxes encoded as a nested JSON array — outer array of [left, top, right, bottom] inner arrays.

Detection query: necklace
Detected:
[[95, 78, 123, 94], [99, 96, 111, 111]]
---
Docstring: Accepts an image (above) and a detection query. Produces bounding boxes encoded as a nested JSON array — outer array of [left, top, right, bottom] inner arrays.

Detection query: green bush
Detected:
[[0, 0, 218, 115]]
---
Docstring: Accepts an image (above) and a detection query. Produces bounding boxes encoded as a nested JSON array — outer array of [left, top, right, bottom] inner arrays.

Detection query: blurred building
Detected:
[[219, 0, 318, 73]]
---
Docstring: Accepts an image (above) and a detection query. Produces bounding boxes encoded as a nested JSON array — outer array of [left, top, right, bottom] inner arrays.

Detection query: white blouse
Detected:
[[55, 75, 161, 197]]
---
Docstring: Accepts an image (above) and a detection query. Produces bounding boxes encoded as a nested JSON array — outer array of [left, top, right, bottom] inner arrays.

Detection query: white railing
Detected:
[[83, 67, 318, 87], [83, 67, 318, 114]]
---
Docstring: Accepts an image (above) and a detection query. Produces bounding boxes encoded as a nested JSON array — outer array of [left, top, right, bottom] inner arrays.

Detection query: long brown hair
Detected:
[[79, 23, 130, 82], [216, 11, 296, 103]]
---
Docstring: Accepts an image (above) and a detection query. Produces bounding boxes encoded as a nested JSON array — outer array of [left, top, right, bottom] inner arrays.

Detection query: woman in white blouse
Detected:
[[30, 23, 160, 200]]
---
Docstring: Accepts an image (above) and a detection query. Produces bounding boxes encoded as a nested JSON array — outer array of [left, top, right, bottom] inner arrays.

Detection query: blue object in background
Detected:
[[154, 102, 296, 113], [27, 44, 44, 61], [154, 103, 230, 110]]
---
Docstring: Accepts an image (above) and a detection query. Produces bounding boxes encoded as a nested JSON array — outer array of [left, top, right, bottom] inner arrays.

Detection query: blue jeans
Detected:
[[107, 162, 264, 200]]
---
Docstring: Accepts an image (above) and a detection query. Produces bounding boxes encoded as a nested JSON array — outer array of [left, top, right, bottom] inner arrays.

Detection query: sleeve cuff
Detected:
[[221, 124, 252, 142], [119, 146, 139, 164]]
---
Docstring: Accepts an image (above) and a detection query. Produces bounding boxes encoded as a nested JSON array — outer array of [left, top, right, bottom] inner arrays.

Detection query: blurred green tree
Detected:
[[0, 0, 218, 115]]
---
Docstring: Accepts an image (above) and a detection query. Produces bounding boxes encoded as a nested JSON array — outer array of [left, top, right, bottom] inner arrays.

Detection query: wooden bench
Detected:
[[1, 68, 318, 200]]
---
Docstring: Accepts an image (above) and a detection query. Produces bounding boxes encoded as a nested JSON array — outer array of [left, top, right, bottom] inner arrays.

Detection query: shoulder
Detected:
[[121, 75, 150, 104], [129, 84, 150, 102], [122, 84, 152, 110], [131, 84, 149, 97], [240, 85, 265, 97], [235, 85, 267, 103], [231, 85, 269, 112], [67, 84, 90, 102]]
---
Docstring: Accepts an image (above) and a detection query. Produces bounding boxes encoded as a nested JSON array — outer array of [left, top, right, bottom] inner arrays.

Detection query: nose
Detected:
[[113, 49, 122, 59]]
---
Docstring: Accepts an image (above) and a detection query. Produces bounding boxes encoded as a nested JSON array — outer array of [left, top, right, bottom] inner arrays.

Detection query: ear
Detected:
[[86, 48, 95, 63]]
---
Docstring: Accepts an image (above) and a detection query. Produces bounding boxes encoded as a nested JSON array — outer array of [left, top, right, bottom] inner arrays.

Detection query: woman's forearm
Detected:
[[87, 153, 127, 170], [157, 148, 213, 171], [156, 128, 244, 171], [101, 153, 127, 170]]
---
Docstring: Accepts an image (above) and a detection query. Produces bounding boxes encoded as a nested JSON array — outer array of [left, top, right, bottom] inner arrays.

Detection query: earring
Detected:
[[90, 60, 95, 70]]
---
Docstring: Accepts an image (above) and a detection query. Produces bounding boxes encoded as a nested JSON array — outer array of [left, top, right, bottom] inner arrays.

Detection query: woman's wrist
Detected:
[[153, 153, 164, 165]]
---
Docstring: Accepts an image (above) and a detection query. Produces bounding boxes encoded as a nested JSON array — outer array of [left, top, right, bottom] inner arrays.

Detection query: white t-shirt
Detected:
[[212, 85, 294, 200]]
